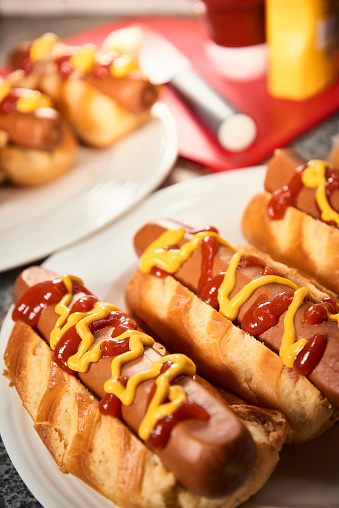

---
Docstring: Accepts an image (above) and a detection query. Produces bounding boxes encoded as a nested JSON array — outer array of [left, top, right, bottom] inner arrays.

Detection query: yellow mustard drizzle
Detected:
[[111, 54, 137, 77], [302, 159, 339, 226], [70, 44, 97, 73], [218, 254, 298, 321], [30, 32, 59, 61], [66, 301, 121, 372], [105, 352, 195, 441], [0, 80, 52, 113], [279, 288, 309, 367], [17, 90, 52, 113], [139, 227, 332, 371], [29, 33, 137, 77], [0, 80, 11, 103], [328, 312, 339, 325], [140, 228, 235, 274], [50, 274, 83, 350], [50, 274, 196, 440]]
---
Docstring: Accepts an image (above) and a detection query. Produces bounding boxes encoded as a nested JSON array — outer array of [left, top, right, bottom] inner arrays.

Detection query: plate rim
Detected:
[[0, 101, 178, 272]]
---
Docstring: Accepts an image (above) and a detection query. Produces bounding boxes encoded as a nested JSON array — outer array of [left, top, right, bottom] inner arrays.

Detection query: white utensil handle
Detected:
[[171, 68, 257, 152]]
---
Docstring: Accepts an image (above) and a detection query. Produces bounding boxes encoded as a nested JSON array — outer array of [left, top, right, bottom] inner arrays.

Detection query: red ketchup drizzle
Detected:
[[241, 291, 295, 336], [199, 272, 225, 310], [0, 92, 20, 114], [99, 377, 128, 417], [190, 225, 219, 235], [197, 235, 219, 297], [53, 293, 98, 375], [267, 165, 305, 220], [98, 312, 136, 358], [150, 226, 219, 283], [261, 265, 282, 276], [69, 294, 97, 313], [19, 46, 35, 74], [53, 325, 83, 375], [191, 226, 220, 304], [150, 266, 169, 279], [53, 299, 137, 375], [91, 62, 111, 79], [198, 254, 278, 310], [324, 167, 339, 227], [267, 164, 339, 228], [12, 278, 69, 327], [89, 311, 137, 337], [53, 295, 138, 410], [304, 297, 338, 325], [238, 254, 265, 269], [55, 55, 74, 77], [90, 54, 117, 79], [145, 362, 210, 451], [146, 361, 174, 405], [241, 290, 331, 375], [326, 168, 339, 199], [150, 243, 182, 279], [146, 400, 210, 451], [100, 338, 130, 357], [294, 334, 327, 376]]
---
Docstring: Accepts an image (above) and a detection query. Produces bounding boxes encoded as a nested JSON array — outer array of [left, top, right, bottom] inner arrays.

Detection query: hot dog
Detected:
[[125, 219, 339, 443], [3, 266, 288, 508], [0, 79, 77, 186], [241, 148, 339, 295], [8, 32, 160, 148]]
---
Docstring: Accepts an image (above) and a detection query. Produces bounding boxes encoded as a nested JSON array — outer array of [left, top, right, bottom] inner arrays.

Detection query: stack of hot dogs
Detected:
[[4, 265, 287, 508], [3, 150, 339, 506], [0, 30, 159, 186]]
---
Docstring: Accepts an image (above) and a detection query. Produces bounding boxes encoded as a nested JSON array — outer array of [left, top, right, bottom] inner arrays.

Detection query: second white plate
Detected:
[[0, 102, 177, 272]]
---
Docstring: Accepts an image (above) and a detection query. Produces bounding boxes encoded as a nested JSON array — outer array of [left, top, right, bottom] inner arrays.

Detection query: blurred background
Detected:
[[0, 0, 191, 15], [0, 1, 339, 189], [0, 1, 191, 66]]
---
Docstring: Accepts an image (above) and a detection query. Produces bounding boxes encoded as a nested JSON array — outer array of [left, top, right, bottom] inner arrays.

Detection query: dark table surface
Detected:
[[1, 13, 339, 508]]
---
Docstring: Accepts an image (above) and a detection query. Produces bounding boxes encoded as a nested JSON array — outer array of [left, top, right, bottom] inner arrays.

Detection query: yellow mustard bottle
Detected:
[[266, 0, 339, 100]]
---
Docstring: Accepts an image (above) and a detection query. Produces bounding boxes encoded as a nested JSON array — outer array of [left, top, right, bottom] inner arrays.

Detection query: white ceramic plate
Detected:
[[1, 166, 339, 508], [0, 102, 177, 272]]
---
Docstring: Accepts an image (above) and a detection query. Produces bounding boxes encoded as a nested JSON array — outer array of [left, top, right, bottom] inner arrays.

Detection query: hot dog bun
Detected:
[[3, 267, 287, 508], [34, 72, 157, 148], [0, 115, 77, 186], [242, 148, 339, 295], [125, 220, 339, 444], [0, 81, 78, 186]]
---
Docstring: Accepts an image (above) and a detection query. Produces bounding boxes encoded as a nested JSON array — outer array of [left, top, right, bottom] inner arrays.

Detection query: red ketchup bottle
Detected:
[[192, 0, 267, 80]]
